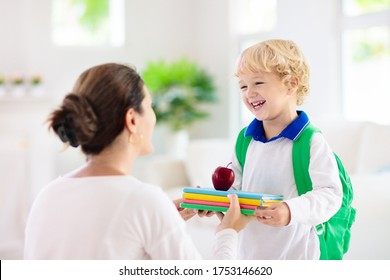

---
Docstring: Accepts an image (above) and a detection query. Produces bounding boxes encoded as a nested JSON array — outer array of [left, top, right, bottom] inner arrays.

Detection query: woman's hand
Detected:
[[173, 198, 197, 221], [215, 194, 255, 233], [254, 202, 291, 227], [197, 210, 216, 217]]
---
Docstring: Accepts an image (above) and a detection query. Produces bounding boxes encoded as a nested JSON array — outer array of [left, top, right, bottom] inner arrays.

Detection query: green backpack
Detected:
[[235, 123, 356, 260]]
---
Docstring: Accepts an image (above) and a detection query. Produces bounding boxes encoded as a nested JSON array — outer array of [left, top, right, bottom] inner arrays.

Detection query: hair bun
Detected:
[[49, 93, 97, 148], [57, 115, 80, 147]]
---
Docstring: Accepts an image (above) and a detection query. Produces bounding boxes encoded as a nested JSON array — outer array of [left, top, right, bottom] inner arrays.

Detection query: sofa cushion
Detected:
[[345, 173, 390, 259], [312, 120, 368, 174]]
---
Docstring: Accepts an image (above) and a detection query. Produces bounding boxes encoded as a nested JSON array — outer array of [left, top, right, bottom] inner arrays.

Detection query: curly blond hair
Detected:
[[235, 39, 310, 106]]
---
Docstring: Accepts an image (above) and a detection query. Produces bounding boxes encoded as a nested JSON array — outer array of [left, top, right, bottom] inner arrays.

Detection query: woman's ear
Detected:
[[124, 108, 138, 134]]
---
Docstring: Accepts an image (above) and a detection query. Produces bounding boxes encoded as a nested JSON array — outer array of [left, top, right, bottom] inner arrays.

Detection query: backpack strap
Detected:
[[235, 127, 252, 168], [292, 123, 321, 195], [292, 123, 330, 259]]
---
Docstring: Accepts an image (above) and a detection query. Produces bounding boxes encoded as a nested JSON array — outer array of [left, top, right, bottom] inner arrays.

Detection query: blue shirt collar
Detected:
[[244, 111, 310, 143]]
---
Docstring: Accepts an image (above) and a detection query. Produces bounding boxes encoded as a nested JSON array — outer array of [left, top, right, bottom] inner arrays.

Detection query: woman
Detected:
[[24, 63, 252, 260]]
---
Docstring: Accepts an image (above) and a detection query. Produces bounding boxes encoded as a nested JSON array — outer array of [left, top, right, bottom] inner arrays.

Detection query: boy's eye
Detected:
[[255, 82, 264, 85], [240, 86, 247, 91]]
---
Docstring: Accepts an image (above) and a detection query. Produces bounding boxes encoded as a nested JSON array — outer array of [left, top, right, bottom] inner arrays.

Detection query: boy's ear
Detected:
[[287, 77, 299, 94]]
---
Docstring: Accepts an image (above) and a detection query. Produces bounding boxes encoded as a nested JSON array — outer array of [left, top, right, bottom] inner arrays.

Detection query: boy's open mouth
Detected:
[[251, 100, 266, 110]]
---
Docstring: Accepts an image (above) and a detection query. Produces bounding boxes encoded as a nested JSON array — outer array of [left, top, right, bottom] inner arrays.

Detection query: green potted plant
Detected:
[[142, 58, 217, 132], [29, 74, 44, 97], [30, 75, 42, 85]]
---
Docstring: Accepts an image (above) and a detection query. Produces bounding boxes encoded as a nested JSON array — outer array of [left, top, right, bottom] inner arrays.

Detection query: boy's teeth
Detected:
[[252, 101, 265, 107]]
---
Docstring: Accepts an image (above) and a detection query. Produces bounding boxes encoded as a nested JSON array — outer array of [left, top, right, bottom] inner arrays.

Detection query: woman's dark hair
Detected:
[[48, 63, 145, 155]]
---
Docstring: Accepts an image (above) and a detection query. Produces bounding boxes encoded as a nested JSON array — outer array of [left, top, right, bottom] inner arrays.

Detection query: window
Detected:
[[341, 0, 390, 124], [52, 0, 125, 47], [343, 0, 390, 15]]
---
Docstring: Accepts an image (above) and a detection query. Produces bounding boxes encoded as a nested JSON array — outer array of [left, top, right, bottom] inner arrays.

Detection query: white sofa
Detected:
[[142, 120, 390, 260]]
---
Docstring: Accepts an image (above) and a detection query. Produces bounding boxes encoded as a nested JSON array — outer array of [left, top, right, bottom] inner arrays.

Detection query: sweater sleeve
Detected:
[[285, 133, 343, 226], [212, 229, 238, 260]]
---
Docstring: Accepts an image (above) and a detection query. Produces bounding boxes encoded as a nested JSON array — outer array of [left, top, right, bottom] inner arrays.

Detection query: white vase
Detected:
[[29, 85, 44, 97], [165, 129, 189, 159], [11, 85, 25, 98]]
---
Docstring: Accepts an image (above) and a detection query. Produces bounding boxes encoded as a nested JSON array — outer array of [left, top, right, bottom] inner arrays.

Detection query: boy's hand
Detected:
[[254, 202, 291, 227]]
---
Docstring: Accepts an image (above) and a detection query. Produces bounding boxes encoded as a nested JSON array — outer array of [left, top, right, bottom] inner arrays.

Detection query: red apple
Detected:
[[212, 162, 235, 191]]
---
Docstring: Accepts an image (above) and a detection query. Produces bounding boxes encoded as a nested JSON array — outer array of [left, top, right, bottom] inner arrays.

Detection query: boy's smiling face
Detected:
[[238, 70, 297, 123]]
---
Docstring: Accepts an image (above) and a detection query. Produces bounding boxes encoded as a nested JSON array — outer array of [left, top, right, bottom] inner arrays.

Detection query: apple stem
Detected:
[[226, 162, 232, 168]]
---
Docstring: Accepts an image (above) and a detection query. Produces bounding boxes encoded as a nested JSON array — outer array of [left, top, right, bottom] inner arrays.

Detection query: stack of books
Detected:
[[180, 187, 283, 215]]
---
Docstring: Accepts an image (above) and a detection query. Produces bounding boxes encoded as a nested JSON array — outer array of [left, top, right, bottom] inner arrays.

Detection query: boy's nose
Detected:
[[246, 87, 257, 98]]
